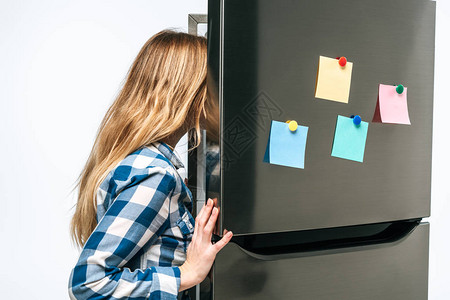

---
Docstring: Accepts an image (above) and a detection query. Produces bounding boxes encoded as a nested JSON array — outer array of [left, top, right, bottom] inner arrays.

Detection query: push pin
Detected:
[[350, 115, 362, 126], [286, 120, 298, 132], [338, 56, 347, 67], [396, 84, 404, 94]]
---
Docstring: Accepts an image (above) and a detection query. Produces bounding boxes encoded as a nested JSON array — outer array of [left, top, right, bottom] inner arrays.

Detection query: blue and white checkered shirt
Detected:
[[68, 142, 195, 300]]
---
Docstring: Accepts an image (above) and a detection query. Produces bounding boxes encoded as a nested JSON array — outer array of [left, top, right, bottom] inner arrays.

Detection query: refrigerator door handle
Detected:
[[229, 219, 421, 261]]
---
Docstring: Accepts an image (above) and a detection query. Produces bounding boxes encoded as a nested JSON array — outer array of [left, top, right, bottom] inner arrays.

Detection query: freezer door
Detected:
[[210, 222, 429, 300], [206, 0, 436, 235]]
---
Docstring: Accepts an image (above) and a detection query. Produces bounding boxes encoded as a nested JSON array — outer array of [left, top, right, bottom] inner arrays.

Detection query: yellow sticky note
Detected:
[[315, 56, 353, 103]]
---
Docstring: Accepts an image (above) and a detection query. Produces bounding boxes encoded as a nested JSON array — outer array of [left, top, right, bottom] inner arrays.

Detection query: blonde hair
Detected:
[[70, 29, 208, 248]]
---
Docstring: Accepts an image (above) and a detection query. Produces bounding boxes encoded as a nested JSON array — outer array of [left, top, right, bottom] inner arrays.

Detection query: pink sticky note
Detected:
[[373, 84, 411, 125]]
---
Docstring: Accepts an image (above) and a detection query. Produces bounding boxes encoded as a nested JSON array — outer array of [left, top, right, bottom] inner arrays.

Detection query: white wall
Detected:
[[427, 1, 450, 299], [0, 1, 206, 299], [0, 1, 448, 299]]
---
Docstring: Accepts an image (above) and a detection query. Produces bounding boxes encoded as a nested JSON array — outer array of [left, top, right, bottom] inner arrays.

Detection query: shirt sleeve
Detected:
[[68, 166, 182, 300]]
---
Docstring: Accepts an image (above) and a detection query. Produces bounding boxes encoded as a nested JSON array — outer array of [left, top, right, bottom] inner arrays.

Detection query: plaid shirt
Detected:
[[68, 142, 195, 300]]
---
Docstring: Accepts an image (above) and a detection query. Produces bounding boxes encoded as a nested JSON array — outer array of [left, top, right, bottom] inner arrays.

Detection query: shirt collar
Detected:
[[153, 141, 185, 170]]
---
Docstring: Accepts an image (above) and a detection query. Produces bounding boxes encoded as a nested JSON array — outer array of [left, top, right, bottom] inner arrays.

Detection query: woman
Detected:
[[68, 29, 233, 299]]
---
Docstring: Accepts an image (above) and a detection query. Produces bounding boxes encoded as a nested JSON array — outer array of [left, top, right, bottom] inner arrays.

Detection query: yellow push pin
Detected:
[[286, 120, 298, 132]]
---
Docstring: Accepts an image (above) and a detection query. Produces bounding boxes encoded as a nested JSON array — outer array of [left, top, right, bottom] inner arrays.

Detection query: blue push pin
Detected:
[[350, 115, 362, 126]]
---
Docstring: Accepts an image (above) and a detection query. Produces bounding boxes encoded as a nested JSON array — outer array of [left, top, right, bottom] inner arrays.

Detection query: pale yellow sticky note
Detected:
[[315, 56, 353, 103]]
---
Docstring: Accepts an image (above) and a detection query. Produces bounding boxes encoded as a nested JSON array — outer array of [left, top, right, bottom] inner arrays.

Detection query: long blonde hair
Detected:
[[70, 29, 208, 248]]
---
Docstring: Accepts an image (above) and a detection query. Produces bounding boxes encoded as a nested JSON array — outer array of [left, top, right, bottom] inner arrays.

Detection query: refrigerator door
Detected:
[[210, 222, 429, 300], [206, 0, 436, 236]]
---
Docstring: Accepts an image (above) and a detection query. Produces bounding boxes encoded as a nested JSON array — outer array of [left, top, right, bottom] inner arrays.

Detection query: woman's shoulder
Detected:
[[98, 143, 182, 207], [120, 143, 177, 175]]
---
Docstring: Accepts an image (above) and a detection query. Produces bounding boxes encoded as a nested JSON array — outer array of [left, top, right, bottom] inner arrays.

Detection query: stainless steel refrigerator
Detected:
[[187, 0, 436, 299]]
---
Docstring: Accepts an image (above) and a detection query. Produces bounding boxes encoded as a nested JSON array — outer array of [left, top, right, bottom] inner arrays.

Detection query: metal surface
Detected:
[[207, 0, 436, 236], [195, 130, 207, 216], [187, 14, 209, 218], [187, 14, 209, 300], [212, 222, 429, 300], [188, 14, 207, 36]]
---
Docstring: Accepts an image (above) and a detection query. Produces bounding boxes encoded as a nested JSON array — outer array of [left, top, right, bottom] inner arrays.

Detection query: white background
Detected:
[[0, 0, 448, 299]]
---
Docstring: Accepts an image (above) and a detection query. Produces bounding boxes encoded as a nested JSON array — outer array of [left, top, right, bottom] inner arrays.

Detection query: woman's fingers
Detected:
[[203, 206, 219, 237], [198, 199, 214, 227], [192, 200, 207, 241], [193, 198, 224, 245], [195, 200, 206, 222], [182, 199, 231, 288], [194, 199, 209, 228], [194, 198, 213, 240], [196, 198, 217, 225], [213, 231, 233, 252]]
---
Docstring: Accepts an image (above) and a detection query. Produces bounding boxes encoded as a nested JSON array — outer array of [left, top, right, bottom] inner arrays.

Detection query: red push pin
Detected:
[[338, 56, 347, 67]]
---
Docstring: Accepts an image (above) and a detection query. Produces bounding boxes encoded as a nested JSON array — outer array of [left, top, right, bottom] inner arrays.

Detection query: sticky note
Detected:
[[315, 56, 353, 103], [372, 84, 411, 125], [331, 115, 369, 163], [263, 120, 308, 169]]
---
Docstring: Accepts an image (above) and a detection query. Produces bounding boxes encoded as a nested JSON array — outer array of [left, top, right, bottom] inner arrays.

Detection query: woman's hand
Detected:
[[178, 198, 233, 292]]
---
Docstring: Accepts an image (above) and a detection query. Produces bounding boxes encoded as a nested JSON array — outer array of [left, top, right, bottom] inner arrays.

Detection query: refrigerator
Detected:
[[187, 0, 436, 299]]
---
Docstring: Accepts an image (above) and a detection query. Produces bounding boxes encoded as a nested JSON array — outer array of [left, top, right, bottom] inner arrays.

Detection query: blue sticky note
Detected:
[[331, 115, 369, 162], [263, 120, 308, 169]]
